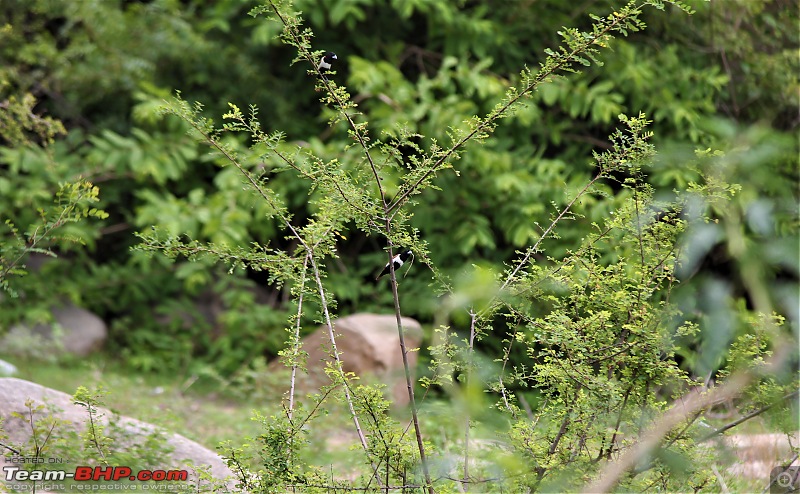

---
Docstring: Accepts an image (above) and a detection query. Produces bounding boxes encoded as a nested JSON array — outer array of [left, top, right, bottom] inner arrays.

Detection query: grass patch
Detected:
[[0, 353, 271, 453]]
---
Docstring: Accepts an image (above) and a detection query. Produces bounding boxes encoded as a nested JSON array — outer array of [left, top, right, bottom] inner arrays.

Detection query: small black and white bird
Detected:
[[317, 51, 337, 72], [376, 249, 413, 280]]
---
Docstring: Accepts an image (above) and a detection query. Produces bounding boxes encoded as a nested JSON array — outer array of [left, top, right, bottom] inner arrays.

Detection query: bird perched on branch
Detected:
[[376, 249, 413, 280], [317, 51, 337, 73]]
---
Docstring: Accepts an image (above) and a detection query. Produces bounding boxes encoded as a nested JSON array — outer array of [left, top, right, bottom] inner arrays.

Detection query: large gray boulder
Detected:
[[271, 313, 424, 406], [0, 378, 235, 490], [1, 304, 107, 357]]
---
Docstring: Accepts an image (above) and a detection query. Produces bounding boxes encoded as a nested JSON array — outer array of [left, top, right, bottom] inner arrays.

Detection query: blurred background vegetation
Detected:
[[1, 0, 797, 387]]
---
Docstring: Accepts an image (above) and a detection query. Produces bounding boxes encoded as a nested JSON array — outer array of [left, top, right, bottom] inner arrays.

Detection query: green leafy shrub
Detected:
[[1, 1, 796, 490], [125, 0, 798, 491]]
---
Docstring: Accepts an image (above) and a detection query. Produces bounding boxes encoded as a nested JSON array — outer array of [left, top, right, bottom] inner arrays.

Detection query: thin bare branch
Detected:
[[308, 255, 384, 486], [287, 254, 310, 421], [385, 237, 434, 494]]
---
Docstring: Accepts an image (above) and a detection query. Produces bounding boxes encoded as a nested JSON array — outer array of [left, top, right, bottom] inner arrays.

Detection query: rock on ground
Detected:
[[0, 359, 16, 377], [270, 313, 423, 406], [724, 432, 800, 480], [1, 304, 107, 357], [0, 378, 235, 490]]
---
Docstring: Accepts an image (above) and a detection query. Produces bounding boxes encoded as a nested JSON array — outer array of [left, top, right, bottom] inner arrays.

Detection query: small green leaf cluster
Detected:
[[1, 179, 107, 298]]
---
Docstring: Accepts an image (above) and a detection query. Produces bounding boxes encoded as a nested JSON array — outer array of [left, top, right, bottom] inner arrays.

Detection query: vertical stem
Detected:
[[605, 383, 633, 460], [535, 389, 579, 483], [287, 254, 310, 422], [463, 309, 477, 489], [386, 242, 434, 494], [309, 255, 384, 487]]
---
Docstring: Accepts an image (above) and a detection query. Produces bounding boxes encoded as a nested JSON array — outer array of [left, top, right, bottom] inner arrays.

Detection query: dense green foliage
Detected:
[[1, 0, 798, 491], [2, 0, 797, 372]]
